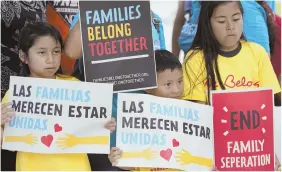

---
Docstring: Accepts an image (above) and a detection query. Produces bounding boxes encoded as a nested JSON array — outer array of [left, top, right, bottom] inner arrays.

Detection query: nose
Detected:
[[46, 53, 54, 64], [171, 84, 182, 96], [227, 20, 235, 31]]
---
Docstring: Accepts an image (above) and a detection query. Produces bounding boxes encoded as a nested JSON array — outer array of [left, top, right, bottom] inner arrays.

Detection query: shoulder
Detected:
[[56, 74, 80, 81], [184, 49, 205, 67], [242, 41, 266, 53]]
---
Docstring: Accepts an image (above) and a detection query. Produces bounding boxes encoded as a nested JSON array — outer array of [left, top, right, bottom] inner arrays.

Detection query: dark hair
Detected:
[[184, 1, 244, 104], [155, 50, 182, 73], [18, 22, 63, 76], [256, 1, 276, 55]]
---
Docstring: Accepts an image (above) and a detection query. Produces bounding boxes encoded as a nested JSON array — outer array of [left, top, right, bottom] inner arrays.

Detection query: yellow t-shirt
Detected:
[[2, 74, 91, 171], [182, 41, 281, 102]]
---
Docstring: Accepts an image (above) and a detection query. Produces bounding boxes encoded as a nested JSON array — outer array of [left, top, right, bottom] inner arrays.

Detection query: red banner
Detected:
[[211, 88, 275, 171]]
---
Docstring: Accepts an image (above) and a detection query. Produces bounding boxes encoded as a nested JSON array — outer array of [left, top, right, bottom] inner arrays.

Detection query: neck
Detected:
[[220, 42, 239, 52]]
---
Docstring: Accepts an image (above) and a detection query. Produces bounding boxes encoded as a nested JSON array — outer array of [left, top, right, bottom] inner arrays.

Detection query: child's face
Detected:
[[23, 36, 61, 78], [146, 68, 183, 99], [210, 2, 243, 51]]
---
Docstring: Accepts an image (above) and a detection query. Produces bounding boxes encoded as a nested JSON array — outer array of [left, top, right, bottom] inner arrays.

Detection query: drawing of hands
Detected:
[[56, 133, 79, 149], [140, 148, 157, 160], [121, 148, 157, 160], [175, 149, 212, 167], [4, 134, 37, 145], [56, 133, 109, 150]]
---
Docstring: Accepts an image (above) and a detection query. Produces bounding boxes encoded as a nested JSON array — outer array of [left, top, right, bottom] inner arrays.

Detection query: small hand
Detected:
[[56, 133, 79, 149], [175, 149, 193, 166], [1, 102, 15, 125], [104, 118, 116, 133], [210, 166, 218, 171], [22, 134, 37, 145], [108, 147, 123, 166], [141, 148, 157, 160]]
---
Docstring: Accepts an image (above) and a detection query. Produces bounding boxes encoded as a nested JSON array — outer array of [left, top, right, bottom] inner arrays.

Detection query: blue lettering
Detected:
[[86, 11, 92, 25], [36, 87, 42, 98], [135, 5, 141, 19], [93, 10, 101, 24], [84, 90, 91, 102]]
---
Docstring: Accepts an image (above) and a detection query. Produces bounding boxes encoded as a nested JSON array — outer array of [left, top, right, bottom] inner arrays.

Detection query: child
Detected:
[[108, 50, 184, 171], [0, 22, 116, 171], [182, 1, 280, 170]]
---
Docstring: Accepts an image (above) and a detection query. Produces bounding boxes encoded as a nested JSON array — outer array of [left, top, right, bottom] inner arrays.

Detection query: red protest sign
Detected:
[[211, 88, 275, 171]]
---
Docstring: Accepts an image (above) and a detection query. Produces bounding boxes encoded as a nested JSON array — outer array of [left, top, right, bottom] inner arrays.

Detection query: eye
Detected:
[[165, 83, 171, 87], [38, 51, 45, 55], [217, 21, 225, 24], [178, 79, 183, 84], [54, 50, 61, 54], [233, 18, 240, 22]]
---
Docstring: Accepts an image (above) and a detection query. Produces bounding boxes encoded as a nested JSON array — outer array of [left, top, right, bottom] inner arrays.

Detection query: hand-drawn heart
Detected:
[[160, 149, 172, 161], [54, 124, 62, 132], [41, 135, 53, 147], [172, 139, 180, 147]]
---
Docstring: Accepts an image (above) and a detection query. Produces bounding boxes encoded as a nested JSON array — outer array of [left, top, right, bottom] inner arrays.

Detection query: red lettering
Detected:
[[224, 75, 260, 88], [88, 43, 96, 57], [140, 37, 147, 50], [96, 43, 103, 56], [111, 40, 117, 54], [117, 39, 124, 53], [133, 37, 139, 51], [125, 38, 133, 52], [224, 75, 236, 88], [104, 42, 111, 55]]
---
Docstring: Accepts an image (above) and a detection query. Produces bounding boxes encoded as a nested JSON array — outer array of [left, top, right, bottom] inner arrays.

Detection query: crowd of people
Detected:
[[1, 0, 281, 171]]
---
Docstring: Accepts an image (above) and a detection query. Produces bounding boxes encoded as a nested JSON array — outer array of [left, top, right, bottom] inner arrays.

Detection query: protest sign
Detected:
[[2, 76, 113, 154], [116, 93, 214, 171], [274, 107, 281, 162], [211, 88, 275, 171], [79, 1, 156, 92]]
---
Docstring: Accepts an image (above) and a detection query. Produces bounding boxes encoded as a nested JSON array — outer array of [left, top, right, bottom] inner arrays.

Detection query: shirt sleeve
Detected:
[[182, 51, 207, 102], [70, 12, 80, 30], [257, 44, 281, 94], [2, 90, 9, 103]]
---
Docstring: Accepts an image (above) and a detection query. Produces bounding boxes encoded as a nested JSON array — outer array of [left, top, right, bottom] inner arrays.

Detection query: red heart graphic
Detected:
[[54, 124, 62, 132], [160, 149, 172, 161], [41, 135, 53, 147], [172, 139, 179, 147]]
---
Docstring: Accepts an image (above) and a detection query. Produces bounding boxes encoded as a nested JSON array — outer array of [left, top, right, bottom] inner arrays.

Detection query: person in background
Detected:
[[1, 1, 47, 170], [172, 0, 277, 58]]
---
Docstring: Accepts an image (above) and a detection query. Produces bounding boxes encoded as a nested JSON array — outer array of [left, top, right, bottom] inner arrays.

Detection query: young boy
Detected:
[[108, 49, 183, 171]]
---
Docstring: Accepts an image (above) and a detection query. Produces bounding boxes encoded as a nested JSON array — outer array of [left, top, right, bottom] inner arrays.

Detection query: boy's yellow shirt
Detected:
[[182, 41, 281, 102], [2, 75, 91, 171]]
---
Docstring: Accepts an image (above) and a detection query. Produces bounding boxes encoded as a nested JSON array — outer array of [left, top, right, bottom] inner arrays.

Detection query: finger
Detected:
[[57, 138, 66, 141], [112, 161, 118, 166], [175, 155, 181, 159], [175, 152, 183, 156], [180, 162, 186, 166], [182, 149, 189, 154], [1, 102, 13, 109], [110, 147, 120, 152]]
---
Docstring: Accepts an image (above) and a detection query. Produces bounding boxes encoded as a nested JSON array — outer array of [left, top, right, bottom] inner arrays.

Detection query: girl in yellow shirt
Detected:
[[182, 1, 280, 170], [0, 22, 116, 171], [182, 1, 281, 105]]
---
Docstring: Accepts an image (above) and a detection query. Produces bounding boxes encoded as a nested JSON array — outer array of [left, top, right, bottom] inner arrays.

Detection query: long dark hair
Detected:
[[256, 1, 276, 55], [18, 22, 63, 76], [184, 1, 244, 104]]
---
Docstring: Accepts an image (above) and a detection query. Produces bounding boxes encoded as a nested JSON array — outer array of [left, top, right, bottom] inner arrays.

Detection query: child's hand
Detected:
[[1, 102, 15, 125], [108, 147, 122, 166], [104, 118, 116, 133], [211, 166, 218, 171]]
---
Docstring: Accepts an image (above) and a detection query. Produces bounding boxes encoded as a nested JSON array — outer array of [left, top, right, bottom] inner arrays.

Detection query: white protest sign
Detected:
[[2, 76, 113, 154], [274, 107, 281, 162], [116, 93, 214, 171]]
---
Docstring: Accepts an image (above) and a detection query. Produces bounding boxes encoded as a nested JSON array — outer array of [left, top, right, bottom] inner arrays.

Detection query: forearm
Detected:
[[191, 156, 213, 167], [122, 151, 143, 159], [64, 22, 82, 59], [172, 1, 185, 57], [78, 136, 109, 145]]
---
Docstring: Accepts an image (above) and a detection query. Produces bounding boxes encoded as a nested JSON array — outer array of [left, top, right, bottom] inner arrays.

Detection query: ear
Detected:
[[19, 50, 28, 64]]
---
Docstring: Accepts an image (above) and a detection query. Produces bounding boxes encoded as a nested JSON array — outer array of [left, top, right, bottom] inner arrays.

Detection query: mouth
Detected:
[[227, 34, 236, 36], [45, 67, 56, 71]]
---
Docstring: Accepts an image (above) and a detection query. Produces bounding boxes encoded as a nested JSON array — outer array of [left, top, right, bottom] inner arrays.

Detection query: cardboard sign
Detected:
[[211, 88, 275, 171], [79, 1, 156, 92], [116, 93, 214, 171], [2, 76, 113, 154]]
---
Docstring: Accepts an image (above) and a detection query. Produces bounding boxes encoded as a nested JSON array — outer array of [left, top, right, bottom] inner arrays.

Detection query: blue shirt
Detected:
[[179, 0, 274, 54]]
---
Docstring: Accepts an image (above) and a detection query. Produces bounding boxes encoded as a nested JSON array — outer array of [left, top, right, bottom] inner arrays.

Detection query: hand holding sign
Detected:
[[175, 149, 212, 167], [1, 102, 15, 125], [5, 133, 37, 145]]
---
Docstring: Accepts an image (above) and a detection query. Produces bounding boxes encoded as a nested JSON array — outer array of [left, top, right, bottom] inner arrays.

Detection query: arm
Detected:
[[64, 20, 83, 59], [172, 1, 185, 57]]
